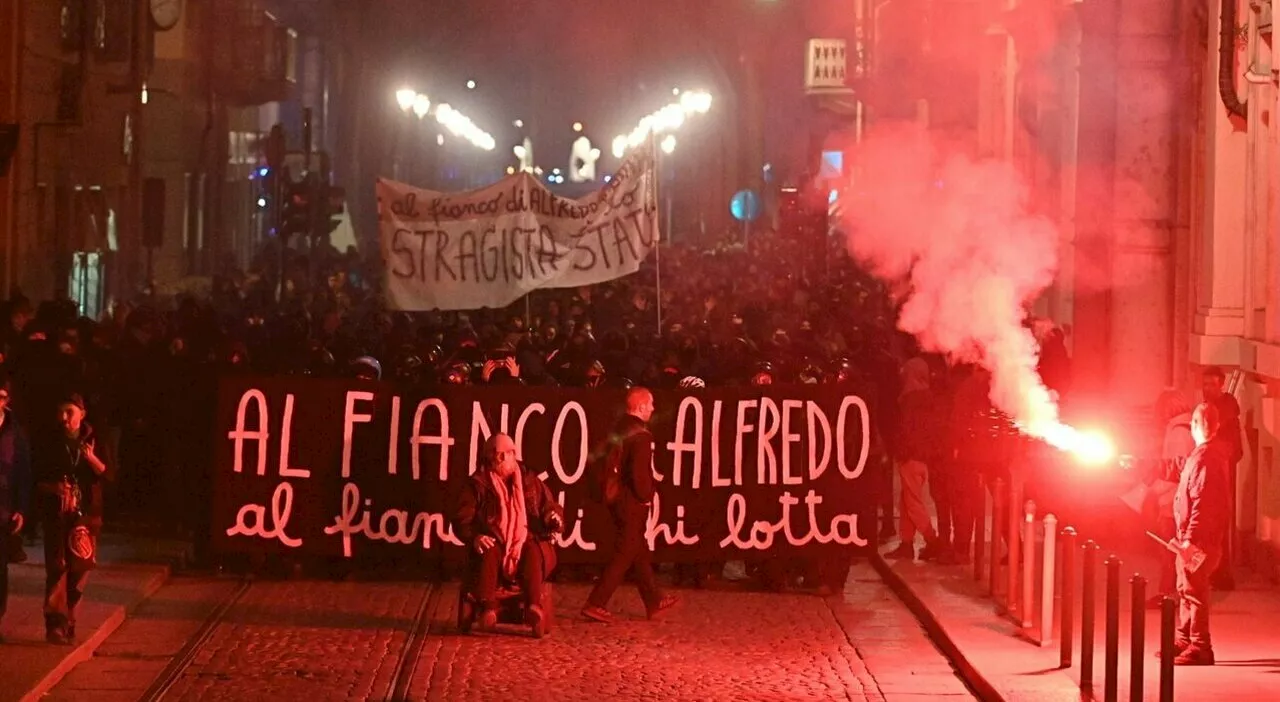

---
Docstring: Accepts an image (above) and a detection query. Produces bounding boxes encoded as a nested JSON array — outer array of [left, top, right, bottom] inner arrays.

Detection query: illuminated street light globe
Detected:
[[395, 88, 416, 112], [660, 134, 677, 154], [466, 79, 477, 89], [412, 94, 431, 119], [612, 136, 627, 159], [572, 122, 583, 133]]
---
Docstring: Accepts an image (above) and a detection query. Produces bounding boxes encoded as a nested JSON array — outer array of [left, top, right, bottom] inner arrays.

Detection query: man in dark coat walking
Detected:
[[0, 379, 31, 642], [581, 387, 678, 623]]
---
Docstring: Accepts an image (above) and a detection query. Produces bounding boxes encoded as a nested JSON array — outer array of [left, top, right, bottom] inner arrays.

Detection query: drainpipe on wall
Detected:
[[1220, 0, 1249, 119]]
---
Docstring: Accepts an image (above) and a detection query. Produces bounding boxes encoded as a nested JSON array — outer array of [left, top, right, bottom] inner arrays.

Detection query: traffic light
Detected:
[[310, 184, 346, 243], [280, 169, 314, 244]]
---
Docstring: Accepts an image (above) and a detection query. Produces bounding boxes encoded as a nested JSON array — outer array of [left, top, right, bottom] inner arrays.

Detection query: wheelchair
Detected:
[[458, 580, 554, 638]]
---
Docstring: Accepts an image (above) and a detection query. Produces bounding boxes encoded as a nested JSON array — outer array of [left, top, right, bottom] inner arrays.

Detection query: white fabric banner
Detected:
[[377, 147, 659, 311]]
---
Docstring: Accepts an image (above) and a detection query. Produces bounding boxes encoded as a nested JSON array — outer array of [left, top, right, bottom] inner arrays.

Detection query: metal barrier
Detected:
[[1104, 555, 1121, 702], [1022, 500, 1036, 629], [1059, 526, 1077, 667], [1130, 575, 1145, 702], [1007, 478, 1022, 617], [1081, 540, 1099, 690], [963, 477, 1184, 701], [1041, 514, 1057, 647]]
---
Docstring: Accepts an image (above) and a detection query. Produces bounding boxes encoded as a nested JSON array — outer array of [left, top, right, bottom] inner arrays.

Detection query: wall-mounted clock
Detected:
[[150, 0, 183, 31]]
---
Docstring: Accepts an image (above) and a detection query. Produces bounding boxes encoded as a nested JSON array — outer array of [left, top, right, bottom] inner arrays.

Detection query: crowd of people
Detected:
[[3, 221, 1232, 661]]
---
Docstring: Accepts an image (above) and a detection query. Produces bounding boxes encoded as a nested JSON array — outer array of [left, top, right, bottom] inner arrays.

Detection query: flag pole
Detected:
[[654, 135, 663, 336]]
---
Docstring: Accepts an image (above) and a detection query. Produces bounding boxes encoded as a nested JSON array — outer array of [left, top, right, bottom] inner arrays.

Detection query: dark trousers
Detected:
[[587, 500, 660, 610], [1153, 516, 1177, 595], [933, 466, 956, 548], [876, 455, 895, 535], [472, 540, 545, 611], [1, 547, 8, 623], [950, 467, 983, 558], [43, 523, 90, 632], [1177, 549, 1222, 649]]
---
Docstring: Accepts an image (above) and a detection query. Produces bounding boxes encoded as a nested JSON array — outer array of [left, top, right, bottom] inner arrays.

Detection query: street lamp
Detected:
[[572, 122, 583, 132], [395, 88, 417, 112], [412, 94, 431, 119], [660, 135, 677, 154], [614, 89, 713, 157], [466, 79, 476, 90]]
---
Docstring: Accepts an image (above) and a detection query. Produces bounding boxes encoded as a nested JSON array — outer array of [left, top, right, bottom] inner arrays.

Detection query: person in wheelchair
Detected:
[[454, 433, 564, 635]]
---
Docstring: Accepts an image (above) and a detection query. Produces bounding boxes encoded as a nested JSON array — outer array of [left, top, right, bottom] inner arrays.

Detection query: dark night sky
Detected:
[[373, 0, 805, 176]]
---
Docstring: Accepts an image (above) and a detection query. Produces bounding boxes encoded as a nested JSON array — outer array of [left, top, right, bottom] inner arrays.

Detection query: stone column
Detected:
[[1070, 0, 1119, 401], [1190, 0, 1249, 366], [0, 0, 20, 294], [1072, 0, 1180, 406], [1108, 0, 1180, 404]]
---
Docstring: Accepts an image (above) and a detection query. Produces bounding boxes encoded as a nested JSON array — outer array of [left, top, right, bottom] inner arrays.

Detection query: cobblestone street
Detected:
[[39, 562, 973, 701]]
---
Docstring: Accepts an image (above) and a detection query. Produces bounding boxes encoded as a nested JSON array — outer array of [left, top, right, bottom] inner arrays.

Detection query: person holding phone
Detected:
[[34, 394, 108, 645]]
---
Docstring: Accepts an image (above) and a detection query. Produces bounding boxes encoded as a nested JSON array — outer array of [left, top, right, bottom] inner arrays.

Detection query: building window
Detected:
[[60, 0, 86, 53], [93, 0, 132, 63], [68, 251, 106, 319]]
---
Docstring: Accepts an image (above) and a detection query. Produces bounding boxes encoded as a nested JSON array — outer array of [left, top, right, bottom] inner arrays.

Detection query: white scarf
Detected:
[[489, 468, 528, 580]]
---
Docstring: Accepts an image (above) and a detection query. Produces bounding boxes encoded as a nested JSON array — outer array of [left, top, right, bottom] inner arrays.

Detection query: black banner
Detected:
[[212, 377, 878, 563]]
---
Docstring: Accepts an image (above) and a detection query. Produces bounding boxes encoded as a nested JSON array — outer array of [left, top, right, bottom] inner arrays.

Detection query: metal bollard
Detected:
[[1041, 514, 1057, 646], [975, 478, 988, 583], [1104, 556, 1121, 702], [1007, 478, 1023, 617], [1059, 527, 1077, 668], [990, 478, 1004, 600], [1130, 575, 1146, 702], [1159, 596, 1176, 702], [1080, 540, 1099, 690], [1022, 500, 1037, 629]]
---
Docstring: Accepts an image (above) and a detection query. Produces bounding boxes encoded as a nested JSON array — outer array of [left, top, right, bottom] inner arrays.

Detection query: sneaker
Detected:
[[1174, 646, 1215, 666], [884, 544, 915, 560], [1154, 639, 1191, 659], [581, 605, 613, 624], [526, 604, 546, 639], [45, 629, 72, 646], [928, 547, 956, 565], [646, 594, 680, 620], [477, 609, 498, 632]]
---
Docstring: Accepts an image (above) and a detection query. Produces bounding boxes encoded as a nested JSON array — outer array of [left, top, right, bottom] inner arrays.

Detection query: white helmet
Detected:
[[678, 376, 706, 389]]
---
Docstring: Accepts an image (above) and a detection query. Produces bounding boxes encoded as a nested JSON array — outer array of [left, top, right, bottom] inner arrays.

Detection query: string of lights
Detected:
[[394, 88, 496, 151], [612, 89, 713, 158]]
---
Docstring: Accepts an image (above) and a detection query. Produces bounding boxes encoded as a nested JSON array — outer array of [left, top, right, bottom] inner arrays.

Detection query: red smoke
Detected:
[[841, 124, 1112, 462]]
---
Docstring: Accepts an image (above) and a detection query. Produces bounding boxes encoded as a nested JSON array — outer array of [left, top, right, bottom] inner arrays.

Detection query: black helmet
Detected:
[[750, 361, 775, 386], [351, 356, 382, 381]]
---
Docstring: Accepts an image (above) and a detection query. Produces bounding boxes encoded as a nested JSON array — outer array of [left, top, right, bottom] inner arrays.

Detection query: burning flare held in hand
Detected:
[[1022, 419, 1116, 467], [839, 125, 1116, 468]]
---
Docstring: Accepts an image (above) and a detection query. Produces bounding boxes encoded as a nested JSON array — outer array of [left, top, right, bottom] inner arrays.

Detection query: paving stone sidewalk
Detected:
[[0, 535, 184, 702], [881, 542, 1280, 702]]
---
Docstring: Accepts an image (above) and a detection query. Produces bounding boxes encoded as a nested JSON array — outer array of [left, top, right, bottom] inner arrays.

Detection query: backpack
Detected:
[[588, 433, 626, 506]]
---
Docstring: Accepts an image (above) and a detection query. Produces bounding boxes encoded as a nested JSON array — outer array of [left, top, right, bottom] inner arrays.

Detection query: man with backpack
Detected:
[[581, 387, 679, 623]]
